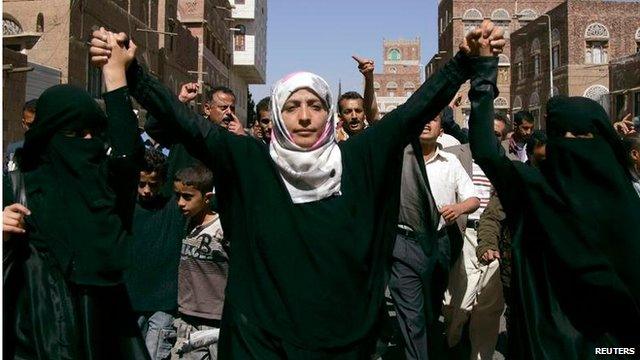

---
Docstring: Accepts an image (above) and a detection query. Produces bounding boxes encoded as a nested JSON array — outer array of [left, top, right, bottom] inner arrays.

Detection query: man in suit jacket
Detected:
[[390, 113, 479, 360]]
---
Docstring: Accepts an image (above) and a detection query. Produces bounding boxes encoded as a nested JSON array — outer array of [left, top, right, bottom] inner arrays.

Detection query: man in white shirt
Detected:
[[390, 114, 479, 360], [502, 111, 533, 162]]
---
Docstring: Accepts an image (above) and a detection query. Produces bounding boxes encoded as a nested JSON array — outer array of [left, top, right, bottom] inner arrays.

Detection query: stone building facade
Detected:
[[373, 38, 422, 117], [427, 0, 564, 126], [610, 53, 640, 124], [3, 48, 29, 148], [3, 0, 200, 128], [178, 0, 234, 109], [511, 0, 640, 127], [230, 0, 267, 123]]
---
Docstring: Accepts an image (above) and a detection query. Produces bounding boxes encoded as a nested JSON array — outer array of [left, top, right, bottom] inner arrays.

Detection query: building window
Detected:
[[388, 49, 401, 61], [552, 28, 560, 69], [234, 24, 246, 51], [552, 45, 560, 69], [3, 17, 23, 35], [462, 9, 483, 35], [515, 63, 523, 82], [518, 9, 537, 22], [635, 28, 640, 53], [531, 38, 541, 77], [389, 66, 397, 73], [494, 97, 509, 109], [389, 92, 395, 97], [583, 85, 609, 101], [585, 23, 609, 64], [491, 9, 510, 39], [586, 42, 607, 64], [512, 96, 523, 111], [373, 82, 380, 90], [387, 81, 398, 90], [514, 47, 524, 82], [36, 13, 44, 32]]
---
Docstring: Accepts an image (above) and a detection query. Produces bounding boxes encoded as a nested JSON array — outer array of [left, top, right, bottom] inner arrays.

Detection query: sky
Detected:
[[249, 0, 439, 103]]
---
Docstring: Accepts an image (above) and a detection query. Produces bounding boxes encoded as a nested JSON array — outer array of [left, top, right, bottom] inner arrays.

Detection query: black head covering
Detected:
[[507, 96, 640, 350], [20, 85, 125, 284], [21, 85, 107, 168]]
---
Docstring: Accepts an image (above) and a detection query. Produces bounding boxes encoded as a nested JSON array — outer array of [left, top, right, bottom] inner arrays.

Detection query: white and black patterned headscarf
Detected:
[[269, 72, 342, 204]]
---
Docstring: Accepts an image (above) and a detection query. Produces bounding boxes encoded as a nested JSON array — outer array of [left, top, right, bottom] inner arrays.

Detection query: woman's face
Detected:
[[281, 88, 329, 148]]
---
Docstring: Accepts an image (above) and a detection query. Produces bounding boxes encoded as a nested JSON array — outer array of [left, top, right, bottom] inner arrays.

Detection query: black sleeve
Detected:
[[102, 86, 144, 229], [467, 57, 520, 212], [441, 106, 469, 144], [144, 112, 179, 148], [124, 60, 233, 180]]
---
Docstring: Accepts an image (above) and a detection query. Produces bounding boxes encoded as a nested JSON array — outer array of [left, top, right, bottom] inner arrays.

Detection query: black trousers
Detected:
[[389, 230, 451, 360], [218, 304, 376, 360]]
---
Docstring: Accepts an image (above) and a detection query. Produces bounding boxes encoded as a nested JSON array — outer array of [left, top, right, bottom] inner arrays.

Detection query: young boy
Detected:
[[172, 165, 228, 359], [125, 148, 185, 360]]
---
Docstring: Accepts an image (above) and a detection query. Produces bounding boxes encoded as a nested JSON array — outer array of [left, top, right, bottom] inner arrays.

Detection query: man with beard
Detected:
[[336, 56, 379, 140]]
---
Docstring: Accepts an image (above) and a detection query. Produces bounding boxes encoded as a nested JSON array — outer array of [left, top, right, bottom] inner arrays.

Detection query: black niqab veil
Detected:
[[504, 96, 640, 358], [20, 85, 127, 285]]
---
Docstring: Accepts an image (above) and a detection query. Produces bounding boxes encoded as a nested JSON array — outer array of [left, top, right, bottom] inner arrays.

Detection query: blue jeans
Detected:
[[137, 311, 176, 360]]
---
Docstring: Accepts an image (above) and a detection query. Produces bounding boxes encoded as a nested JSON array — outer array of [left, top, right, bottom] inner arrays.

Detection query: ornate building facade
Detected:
[[511, 0, 640, 126], [427, 0, 565, 126], [373, 38, 422, 117]]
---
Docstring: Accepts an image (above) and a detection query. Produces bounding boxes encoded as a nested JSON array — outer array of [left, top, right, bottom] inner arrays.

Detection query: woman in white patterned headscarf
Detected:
[[268, 71, 342, 204]]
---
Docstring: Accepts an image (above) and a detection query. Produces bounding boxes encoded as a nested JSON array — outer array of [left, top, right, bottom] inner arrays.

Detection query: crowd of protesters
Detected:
[[3, 19, 639, 360]]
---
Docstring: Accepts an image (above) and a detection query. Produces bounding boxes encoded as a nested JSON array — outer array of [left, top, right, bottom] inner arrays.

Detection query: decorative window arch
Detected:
[[388, 48, 401, 61], [498, 54, 510, 65], [3, 16, 23, 35], [529, 92, 540, 107], [389, 66, 397, 73], [36, 13, 44, 32], [386, 81, 398, 89], [583, 85, 609, 100], [494, 97, 509, 108], [585, 23, 609, 64], [373, 82, 380, 90], [404, 82, 415, 89], [491, 9, 510, 21], [519, 9, 537, 21], [463, 9, 483, 35], [531, 38, 541, 54], [636, 28, 640, 41], [462, 9, 483, 21], [512, 96, 523, 110], [585, 23, 609, 40]]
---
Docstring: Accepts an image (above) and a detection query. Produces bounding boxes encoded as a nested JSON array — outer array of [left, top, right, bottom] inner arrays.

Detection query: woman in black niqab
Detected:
[[5, 84, 148, 359], [468, 71, 640, 359]]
